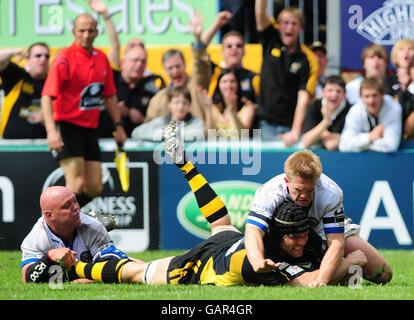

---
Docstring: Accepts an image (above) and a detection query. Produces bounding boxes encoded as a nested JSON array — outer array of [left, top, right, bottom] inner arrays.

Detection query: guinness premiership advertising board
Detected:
[[0, 147, 159, 251]]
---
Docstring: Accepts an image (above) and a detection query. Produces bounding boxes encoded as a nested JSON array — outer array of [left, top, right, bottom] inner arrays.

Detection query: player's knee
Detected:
[[365, 262, 392, 284], [67, 177, 86, 195], [380, 264, 393, 284]]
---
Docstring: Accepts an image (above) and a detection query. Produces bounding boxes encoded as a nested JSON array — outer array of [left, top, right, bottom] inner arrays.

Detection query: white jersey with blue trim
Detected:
[[247, 173, 345, 237], [20, 213, 113, 268]]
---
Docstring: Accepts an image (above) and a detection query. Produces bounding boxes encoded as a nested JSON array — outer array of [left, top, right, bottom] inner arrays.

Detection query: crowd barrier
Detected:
[[0, 139, 413, 251]]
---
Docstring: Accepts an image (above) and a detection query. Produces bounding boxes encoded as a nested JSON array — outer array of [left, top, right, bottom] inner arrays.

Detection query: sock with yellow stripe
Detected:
[[180, 161, 228, 224], [75, 258, 130, 283]]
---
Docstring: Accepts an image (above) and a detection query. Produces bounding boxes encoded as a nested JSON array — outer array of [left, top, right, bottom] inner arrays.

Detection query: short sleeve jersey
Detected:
[[167, 231, 318, 286], [247, 173, 345, 237], [42, 41, 116, 128], [20, 213, 112, 268], [257, 25, 318, 127], [0, 62, 46, 138]]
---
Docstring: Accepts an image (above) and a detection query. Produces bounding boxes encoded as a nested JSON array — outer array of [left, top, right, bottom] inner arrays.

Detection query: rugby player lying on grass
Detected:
[[72, 122, 368, 287], [20, 186, 143, 284]]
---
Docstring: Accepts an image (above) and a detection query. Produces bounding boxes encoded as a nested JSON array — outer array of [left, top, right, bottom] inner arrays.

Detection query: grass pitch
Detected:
[[1, 250, 413, 300]]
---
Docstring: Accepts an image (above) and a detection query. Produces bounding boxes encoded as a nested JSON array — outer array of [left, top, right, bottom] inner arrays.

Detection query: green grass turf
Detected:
[[0, 250, 413, 300]]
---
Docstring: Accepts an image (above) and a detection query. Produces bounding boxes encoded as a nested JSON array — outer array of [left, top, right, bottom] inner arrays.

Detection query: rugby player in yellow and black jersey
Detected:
[[71, 122, 368, 287], [0, 43, 49, 139]]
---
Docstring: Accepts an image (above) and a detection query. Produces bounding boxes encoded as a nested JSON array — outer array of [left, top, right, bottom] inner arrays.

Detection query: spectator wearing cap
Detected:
[[310, 41, 328, 99]]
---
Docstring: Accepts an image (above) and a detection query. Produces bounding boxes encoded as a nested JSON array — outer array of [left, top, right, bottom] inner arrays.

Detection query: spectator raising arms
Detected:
[[254, 0, 318, 146], [0, 43, 49, 139], [201, 11, 260, 105], [89, 0, 165, 137], [145, 10, 213, 133]]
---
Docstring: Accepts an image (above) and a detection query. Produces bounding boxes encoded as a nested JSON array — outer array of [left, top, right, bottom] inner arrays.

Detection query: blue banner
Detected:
[[340, 0, 414, 70], [160, 150, 414, 250]]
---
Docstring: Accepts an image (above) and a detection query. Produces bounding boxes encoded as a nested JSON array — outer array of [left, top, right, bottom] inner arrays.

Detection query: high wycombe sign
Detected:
[[342, 0, 414, 70]]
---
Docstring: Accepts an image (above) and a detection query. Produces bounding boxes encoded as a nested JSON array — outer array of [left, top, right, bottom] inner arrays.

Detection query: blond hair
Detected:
[[277, 7, 305, 27], [390, 38, 414, 67], [284, 150, 322, 182]]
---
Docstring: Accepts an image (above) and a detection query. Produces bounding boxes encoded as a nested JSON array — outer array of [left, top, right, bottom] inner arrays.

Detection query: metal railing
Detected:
[[271, 0, 327, 46]]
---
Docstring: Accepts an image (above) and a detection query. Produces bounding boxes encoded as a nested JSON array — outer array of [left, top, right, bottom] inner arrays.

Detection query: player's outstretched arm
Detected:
[[244, 224, 279, 273], [287, 270, 320, 287]]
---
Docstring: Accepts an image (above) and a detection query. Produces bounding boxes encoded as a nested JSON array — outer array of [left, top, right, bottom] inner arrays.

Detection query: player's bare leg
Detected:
[[84, 160, 103, 197], [60, 157, 101, 207], [120, 257, 174, 284], [344, 235, 392, 284], [74, 121, 237, 284], [59, 157, 86, 195]]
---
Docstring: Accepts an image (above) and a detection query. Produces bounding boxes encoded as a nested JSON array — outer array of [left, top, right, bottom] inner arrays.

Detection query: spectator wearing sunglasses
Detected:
[[201, 11, 260, 108], [0, 43, 49, 139]]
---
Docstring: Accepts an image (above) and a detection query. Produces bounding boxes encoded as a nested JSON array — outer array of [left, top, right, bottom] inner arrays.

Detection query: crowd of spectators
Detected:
[[0, 0, 413, 154]]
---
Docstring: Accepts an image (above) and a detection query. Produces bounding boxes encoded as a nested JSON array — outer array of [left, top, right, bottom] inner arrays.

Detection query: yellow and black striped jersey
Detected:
[[0, 62, 46, 138], [167, 230, 324, 287]]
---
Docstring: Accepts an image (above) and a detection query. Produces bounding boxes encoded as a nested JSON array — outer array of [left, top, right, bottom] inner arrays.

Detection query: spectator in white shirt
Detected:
[[339, 77, 402, 153], [346, 44, 388, 105]]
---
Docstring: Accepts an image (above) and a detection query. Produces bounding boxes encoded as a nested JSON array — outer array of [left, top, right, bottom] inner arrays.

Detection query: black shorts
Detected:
[[52, 121, 101, 162], [167, 231, 244, 285]]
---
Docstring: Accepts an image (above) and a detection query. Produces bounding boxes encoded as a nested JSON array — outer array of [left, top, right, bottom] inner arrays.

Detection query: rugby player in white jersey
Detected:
[[245, 150, 392, 286], [20, 186, 142, 283], [71, 122, 369, 287]]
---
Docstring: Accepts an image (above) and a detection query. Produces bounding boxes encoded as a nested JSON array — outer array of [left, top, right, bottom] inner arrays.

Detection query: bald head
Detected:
[[40, 186, 74, 214], [122, 46, 147, 81], [125, 38, 145, 54], [74, 13, 97, 29], [72, 13, 98, 51], [40, 186, 81, 234]]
